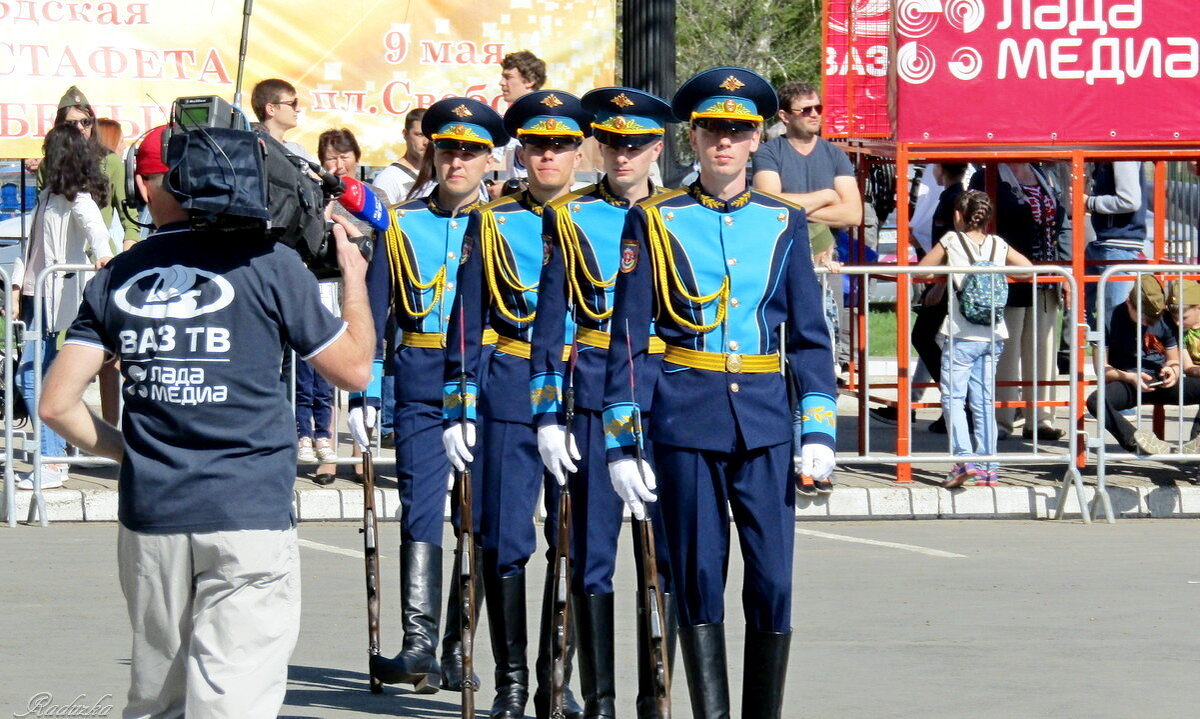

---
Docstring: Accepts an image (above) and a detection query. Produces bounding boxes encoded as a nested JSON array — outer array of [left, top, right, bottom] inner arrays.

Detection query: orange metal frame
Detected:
[[837, 140, 1200, 482]]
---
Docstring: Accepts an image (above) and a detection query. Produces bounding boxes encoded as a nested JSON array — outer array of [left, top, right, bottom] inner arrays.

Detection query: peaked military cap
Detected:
[[503, 90, 591, 143], [582, 87, 673, 148], [58, 85, 90, 110], [672, 67, 778, 130], [422, 97, 509, 148]]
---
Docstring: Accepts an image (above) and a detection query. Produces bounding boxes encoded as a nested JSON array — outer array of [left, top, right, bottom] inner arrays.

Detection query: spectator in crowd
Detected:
[[251, 78, 315, 161], [971, 163, 1067, 441], [93, 117, 128, 427], [491, 50, 547, 196], [1170, 278, 1200, 458], [1086, 274, 1200, 456], [10, 124, 114, 489], [315, 127, 388, 484], [373, 108, 429, 205], [753, 81, 864, 395], [917, 190, 1031, 487], [1084, 161, 1149, 326], [34, 88, 141, 251]]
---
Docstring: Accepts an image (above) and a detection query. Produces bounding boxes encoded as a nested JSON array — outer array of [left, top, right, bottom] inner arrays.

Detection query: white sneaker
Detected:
[[315, 437, 337, 463], [16, 465, 67, 490], [297, 437, 317, 463]]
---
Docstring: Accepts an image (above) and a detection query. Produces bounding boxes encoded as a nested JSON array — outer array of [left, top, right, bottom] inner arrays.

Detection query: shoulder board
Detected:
[[637, 187, 688, 210], [753, 189, 805, 213], [391, 197, 428, 214], [478, 194, 523, 214], [546, 185, 597, 211]]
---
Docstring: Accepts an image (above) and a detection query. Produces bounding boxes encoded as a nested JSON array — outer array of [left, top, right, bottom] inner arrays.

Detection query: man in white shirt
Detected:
[[250, 78, 315, 162]]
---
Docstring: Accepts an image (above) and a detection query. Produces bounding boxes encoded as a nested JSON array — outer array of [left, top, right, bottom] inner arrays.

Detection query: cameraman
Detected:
[[38, 125, 374, 717]]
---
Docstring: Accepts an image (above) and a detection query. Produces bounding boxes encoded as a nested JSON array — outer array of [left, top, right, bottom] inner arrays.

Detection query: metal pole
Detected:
[[622, 0, 677, 184], [233, 0, 255, 108]]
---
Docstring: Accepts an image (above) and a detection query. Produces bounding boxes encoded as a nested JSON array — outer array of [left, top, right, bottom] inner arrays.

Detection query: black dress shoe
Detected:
[[1022, 426, 1065, 441], [313, 473, 335, 486]]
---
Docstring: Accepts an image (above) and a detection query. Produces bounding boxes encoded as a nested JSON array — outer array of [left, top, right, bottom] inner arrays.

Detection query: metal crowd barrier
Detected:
[[1091, 265, 1200, 523], [819, 264, 1092, 522], [1, 267, 17, 528]]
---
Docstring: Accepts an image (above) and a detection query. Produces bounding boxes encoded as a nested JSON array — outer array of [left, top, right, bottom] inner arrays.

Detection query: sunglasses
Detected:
[[433, 139, 491, 153], [692, 118, 756, 135], [272, 98, 300, 110], [788, 104, 823, 116], [62, 118, 94, 129]]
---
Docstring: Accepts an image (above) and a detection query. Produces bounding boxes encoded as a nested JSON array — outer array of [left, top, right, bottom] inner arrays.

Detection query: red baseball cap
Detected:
[[135, 125, 170, 176]]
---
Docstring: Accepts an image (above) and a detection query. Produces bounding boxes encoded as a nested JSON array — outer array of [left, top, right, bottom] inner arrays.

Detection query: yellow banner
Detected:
[[0, 0, 616, 164]]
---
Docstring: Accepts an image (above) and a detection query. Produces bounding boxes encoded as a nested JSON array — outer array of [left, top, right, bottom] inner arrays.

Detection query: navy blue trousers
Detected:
[[542, 409, 673, 596], [294, 360, 333, 440], [654, 440, 794, 632], [393, 399, 484, 544], [480, 418, 556, 578]]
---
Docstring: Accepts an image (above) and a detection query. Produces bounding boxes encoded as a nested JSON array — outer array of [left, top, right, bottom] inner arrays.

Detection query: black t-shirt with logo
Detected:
[[66, 223, 346, 533]]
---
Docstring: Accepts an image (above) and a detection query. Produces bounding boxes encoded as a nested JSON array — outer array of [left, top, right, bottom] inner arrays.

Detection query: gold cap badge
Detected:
[[611, 93, 635, 109], [541, 93, 564, 108], [452, 104, 473, 117], [719, 76, 745, 92]]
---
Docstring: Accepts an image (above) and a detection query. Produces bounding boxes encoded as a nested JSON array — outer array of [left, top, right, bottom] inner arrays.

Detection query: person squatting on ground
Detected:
[[528, 86, 678, 718], [917, 190, 1032, 488], [1086, 274, 1200, 457], [601, 67, 837, 719], [365, 97, 507, 693], [441, 90, 589, 719], [11, 122, 114, 490], [37, 124, 375, 718]]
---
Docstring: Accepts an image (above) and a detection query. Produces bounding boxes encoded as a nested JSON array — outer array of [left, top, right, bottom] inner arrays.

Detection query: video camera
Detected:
[[124, 95, 386, 279]]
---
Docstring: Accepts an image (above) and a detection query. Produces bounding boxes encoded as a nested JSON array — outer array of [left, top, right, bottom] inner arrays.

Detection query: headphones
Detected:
[[122, 128, 170, 226]]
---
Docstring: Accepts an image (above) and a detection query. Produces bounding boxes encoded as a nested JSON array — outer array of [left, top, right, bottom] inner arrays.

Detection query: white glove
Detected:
[[538, 424, 581, 486], [348, 406, 377, 452], [797, 444, 836, 482], [608, 458, 657, 520], [447, 471, 457, 491], [442, 423, 476, 472]]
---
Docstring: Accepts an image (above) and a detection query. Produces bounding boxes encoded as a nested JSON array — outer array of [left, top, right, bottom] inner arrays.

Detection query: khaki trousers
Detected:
[[996, 290, 1062, 433], [118, 526, 300, 719]]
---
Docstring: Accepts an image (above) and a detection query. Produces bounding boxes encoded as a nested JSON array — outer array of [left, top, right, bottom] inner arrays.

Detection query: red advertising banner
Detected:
[[823, 0, 892, 137], [894, 0, 1200, 144]]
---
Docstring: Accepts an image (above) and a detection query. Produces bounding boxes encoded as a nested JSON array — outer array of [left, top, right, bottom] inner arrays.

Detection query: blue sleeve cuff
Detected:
[[798, 392, 837, 444], [530, 371, 564, 417], [443, 381, 479, 422], [602, 402, 640, 452]]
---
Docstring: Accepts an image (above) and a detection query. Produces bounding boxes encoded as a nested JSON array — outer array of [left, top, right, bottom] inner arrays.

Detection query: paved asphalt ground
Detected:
[[2, 520, 1198, 718]]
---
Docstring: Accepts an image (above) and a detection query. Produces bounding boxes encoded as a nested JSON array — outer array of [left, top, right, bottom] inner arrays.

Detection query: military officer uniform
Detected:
[[443, 90, 588, 719], [366, 98, 507, 693], [601, 68, 838, 719], [528, 87, 679, 719]]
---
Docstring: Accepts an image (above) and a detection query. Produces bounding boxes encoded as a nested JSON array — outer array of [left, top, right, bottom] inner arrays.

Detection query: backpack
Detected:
[[955, 232, 1008, 326]]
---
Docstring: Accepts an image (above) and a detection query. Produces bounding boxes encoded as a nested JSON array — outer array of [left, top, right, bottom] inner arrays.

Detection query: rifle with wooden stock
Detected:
[[549, 331, 578, 717], [625, 324, 670, 718], [455, 306, 478, 718], [361, 445, 383, 694]]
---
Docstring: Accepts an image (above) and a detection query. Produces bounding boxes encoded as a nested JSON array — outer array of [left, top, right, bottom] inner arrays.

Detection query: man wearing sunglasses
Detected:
[[250, 78, 314, 162], [442, 90, 588, 719]]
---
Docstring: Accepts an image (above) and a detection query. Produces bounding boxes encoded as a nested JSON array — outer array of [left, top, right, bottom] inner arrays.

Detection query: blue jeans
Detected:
[[294, 360, 333, 440], [19, 333, 66, 461], [1085, 243, 1142, 328], [941, 338, 1003, 472]]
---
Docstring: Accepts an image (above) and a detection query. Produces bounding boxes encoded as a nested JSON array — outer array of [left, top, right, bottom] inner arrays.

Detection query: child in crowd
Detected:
[[917, 190, 1032, 487]]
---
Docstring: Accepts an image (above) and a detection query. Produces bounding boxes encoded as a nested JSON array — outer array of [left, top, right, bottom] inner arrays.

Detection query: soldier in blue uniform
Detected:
[[442, 90, 589, 719], [601, 68, 838, 719], [529, 87, 677, 719], [363, 98, 507, 693]]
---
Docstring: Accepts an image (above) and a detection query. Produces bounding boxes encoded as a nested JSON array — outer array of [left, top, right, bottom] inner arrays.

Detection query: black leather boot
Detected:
[[635, 592, 678, 719], [440, 543, 484, 691], [677, 623, 730, 719], [533, 565, 583, 719], [741, 629, 791, 719], [573, 593, 616, 718], [371, 542, 443, 692], [486, 570, 529, 719]]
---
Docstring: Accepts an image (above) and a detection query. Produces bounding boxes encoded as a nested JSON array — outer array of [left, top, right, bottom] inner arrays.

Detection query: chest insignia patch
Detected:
[[620, 238, 638, 273], [460, 235, 473, 265]]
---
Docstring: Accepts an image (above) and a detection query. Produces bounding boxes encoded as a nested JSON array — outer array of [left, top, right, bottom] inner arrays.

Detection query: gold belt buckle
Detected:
[[725, 352, 743, 373]]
